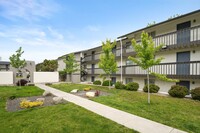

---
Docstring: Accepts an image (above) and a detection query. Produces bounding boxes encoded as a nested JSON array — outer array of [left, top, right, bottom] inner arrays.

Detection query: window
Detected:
[[144, 79, 155, 85], [126, 60, 133, 66], [126, 78, 133, 84]]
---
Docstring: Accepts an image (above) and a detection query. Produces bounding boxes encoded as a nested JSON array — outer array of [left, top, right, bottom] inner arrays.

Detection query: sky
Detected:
[[0, 0, 200, 64]]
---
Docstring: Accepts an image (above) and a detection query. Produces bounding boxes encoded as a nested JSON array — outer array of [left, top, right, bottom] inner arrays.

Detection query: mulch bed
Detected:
[[6, 95, 64, 112], [71, 90, 111, 98]]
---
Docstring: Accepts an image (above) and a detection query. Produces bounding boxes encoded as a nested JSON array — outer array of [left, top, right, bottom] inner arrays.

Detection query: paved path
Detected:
[[36, 84, 187, 133]]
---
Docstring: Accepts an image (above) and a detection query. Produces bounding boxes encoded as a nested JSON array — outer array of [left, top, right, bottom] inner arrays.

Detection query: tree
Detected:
[[9, 47, 26, 73], [98, 39, 118, 89], [63, 53, 79, 82], [9, 47, 26, 86], [128, 32, 163, 104], [41, 59, 58, 72]]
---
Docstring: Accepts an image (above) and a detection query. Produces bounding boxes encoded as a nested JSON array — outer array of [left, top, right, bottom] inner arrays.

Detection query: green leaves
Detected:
[[9, 47, 26, 70], [63, 53, 79, 74], [128, 32, 163, 70], [40, 59, 58, 72], [98, 39, 118, 76]]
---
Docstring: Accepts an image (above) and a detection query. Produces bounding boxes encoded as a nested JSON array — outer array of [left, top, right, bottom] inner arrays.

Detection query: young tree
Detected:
[[128, 32, 163, 104], [41, 59, 58, 72], [98, 39, 118, 89], [9, 47, 26, 86], [63, 53, 79, 82], [9, 47, 26, 72]]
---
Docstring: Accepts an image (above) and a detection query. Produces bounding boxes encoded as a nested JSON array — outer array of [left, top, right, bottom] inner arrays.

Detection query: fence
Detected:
[[0, 72, 59, 85]]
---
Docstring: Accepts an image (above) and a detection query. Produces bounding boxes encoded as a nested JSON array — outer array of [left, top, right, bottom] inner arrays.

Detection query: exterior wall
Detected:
[[190, 80, 200, 90], [0, 72, 13, 85], [57, 58, 65, 71], [33, 72, 59, 83], [10, 61, 35, 84]]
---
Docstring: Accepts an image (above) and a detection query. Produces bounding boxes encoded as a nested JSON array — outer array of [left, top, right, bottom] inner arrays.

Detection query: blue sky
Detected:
[[0, 0, 199, 63]]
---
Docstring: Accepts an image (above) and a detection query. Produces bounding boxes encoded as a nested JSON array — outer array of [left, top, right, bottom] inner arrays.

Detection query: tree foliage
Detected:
[[9, 47, 26, 71], [128, 32, 163, 69], [63, 53, 79, 74], [40, 59, 58, 72], [99, 39, 118, 76], [98, 39, 118, 88]]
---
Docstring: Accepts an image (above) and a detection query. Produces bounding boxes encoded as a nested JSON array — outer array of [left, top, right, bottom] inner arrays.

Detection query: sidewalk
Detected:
[[36, 84, 187, 133]]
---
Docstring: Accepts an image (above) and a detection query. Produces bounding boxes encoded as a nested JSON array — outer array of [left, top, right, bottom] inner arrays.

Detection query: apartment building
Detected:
[[58, 9, 200, 94]]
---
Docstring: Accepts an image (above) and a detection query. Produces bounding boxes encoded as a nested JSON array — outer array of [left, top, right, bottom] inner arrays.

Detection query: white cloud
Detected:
[[0, 0, 60, 21]]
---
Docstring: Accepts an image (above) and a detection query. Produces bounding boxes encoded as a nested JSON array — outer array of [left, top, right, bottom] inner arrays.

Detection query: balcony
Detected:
[[153, 25, 200, 48], [86, 61, 200, 79]]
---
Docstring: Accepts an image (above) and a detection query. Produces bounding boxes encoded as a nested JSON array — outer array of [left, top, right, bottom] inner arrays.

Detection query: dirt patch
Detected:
[[6, 95, 66, 112], [71, 90, 111, 98]]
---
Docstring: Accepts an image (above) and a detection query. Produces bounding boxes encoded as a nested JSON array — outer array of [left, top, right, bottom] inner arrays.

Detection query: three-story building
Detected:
[[58, 9, 200, 94]]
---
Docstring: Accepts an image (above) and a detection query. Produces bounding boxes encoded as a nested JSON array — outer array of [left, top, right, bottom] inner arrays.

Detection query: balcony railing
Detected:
[[86, 61, 200, 79], [82, 25, 200, 62], [153, 25, 200, 47]]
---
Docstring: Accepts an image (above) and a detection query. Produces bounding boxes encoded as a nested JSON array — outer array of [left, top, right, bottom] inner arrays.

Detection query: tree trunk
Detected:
[[147, 69, 150, 104], [109, 75, 111, 89]]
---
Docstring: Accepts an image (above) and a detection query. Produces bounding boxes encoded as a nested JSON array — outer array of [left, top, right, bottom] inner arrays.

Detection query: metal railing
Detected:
[[86, 61, 200, 78]]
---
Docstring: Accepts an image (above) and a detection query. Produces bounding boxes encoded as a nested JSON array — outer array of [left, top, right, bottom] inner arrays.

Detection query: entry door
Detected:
[[177, 51, 190, 75], [177, 21, 191, 44], [91, 64, 95, 74]]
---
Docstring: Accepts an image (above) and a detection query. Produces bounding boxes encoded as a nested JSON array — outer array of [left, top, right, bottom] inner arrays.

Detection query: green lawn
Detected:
[[51, 83, 200, 133], [0, 86, 136, 133]]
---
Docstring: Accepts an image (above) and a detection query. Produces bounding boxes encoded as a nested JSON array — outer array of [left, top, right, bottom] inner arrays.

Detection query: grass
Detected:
[[0, 86, 135, 133], [51, 83, 200, 133]]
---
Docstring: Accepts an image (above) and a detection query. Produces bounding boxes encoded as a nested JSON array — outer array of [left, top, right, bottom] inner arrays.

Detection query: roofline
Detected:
[[117, 9, 200, 39]]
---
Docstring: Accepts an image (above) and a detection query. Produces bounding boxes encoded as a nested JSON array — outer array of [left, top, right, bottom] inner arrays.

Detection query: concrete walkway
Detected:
[[36, 84, 187, 133]]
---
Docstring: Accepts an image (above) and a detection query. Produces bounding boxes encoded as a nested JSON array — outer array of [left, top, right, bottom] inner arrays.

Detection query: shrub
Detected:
[[168, 85, 188, 98], [59, 71, 66, 81], [143, 84, 160, 93], [93, 80, 101, 85], [9, 96, 16, 100], [115, 81, 126, 89], [84, 87, 91, 91], [20, 99, 43, 108], [126, 82, 139, 91], [191, 87, 200, 100], [102, 80, 113, 86], [16, 79, 28, 86]]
